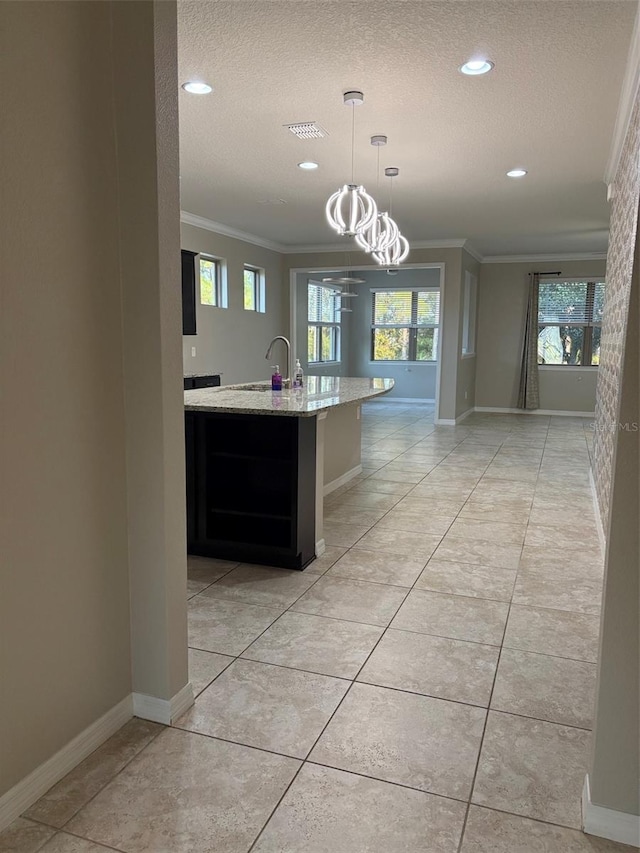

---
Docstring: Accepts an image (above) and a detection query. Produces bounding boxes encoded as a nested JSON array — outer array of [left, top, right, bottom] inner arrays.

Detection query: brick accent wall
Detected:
[[593, 94, 640, 527]]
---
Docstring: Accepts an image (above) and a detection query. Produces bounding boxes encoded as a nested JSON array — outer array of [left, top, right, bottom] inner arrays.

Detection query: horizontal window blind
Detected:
[[538, 281, 605, 325], [308, 283, 339, 323], [372, 289, 440, 326]]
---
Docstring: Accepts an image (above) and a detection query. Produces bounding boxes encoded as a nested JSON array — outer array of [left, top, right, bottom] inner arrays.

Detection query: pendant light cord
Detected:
[[351, 104, 355, 185]]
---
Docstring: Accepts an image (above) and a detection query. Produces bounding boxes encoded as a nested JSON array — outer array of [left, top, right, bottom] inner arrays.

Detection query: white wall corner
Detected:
[[315, 538, 326, 557], [0, 695, 133, 832], [583, 774, 640, 847], [588, 468, 607, 555], [604, 3, 640, 185], [133, 682, 194, 726], [455, 408, 474, 424]]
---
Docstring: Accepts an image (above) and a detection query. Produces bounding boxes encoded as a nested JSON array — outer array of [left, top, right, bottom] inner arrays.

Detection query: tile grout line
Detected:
[[457, 419, 551, 853]]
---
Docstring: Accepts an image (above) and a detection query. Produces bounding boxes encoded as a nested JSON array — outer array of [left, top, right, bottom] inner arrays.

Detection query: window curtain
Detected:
[[517, 272, 540, 409]]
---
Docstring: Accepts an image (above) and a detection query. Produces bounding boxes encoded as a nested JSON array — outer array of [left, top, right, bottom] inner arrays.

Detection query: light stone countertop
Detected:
[[184, 376, 394, 417]]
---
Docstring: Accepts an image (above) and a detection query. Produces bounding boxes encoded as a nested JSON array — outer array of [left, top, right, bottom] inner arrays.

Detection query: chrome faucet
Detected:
[[265, 336, 292, 387]]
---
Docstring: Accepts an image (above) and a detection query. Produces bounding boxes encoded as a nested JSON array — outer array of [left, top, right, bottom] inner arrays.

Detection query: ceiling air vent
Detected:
[[285, 122, 328, 140]]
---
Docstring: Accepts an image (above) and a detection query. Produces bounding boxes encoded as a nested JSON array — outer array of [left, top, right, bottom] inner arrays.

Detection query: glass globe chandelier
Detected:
[[325, 92, 378, 237]]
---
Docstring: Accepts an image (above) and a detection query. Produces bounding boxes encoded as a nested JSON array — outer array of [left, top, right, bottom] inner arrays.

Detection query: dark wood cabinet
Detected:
[[185, 411, 316, 570], [181, 250, 197, 335], [184, 375, 221, 391]]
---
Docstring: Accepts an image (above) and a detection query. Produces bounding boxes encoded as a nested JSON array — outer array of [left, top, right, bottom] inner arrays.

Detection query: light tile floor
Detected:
[[5, 402, 638, 853]]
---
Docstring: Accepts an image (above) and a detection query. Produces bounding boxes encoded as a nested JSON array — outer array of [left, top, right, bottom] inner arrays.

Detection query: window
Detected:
[[308, 282, 340, 363], [244, 265, 265, 312], [462, 272, 477, 356], [538, 280, 605, 366], [371, 289, 440, 361], [200, 256, 221, 306]]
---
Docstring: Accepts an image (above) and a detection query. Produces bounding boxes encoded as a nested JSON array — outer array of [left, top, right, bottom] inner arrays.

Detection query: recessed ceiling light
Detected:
[[182, 81, 213, 95], [507, 168, 528, 178], [298, 161, 319, 170], [460, 59, 494, 76]]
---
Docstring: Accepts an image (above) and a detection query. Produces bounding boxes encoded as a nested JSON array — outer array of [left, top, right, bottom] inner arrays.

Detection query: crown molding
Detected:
[[282, 237, 471, 255], [462, 240, 483, 262], [180, 211, 286, 253], [481, 252, 608, 264], [180, 211, 607, 265], [604, 3, 640, 185]]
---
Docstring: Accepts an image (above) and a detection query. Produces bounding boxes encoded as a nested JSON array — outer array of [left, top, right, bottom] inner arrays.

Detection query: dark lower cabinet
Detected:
[[184, 375, 221, 390], [185, 411, 317, 570], [181, 250, 197, 335]]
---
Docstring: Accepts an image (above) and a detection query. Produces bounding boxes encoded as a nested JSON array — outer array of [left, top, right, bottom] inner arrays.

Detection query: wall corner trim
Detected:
[[455, 408, 474, 424], [582, 775, 640, 847], [323, 464, 363, 497], [604, 4, 640, 184], [588, 468, 607, 555], [132, 683, 195, 726], [0, 695, 134, 832]]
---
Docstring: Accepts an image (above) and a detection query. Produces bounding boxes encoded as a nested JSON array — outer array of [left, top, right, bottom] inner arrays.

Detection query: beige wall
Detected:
[[0, 1, 131, 794], [324, 405, 362, 487], [113, 0, 187, 702], [0, 0, 186, 803], [476, 259, 606, 411], [181, 225, 286, 384]]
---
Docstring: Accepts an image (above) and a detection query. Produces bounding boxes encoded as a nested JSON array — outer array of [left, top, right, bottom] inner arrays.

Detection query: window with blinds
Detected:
[[308, 282, 341, 363], [371, 288, 440, 361], [538, 280, 605, 366]]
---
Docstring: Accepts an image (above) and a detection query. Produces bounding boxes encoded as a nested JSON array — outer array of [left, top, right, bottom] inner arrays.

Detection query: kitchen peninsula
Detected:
[[184, 376, 393, 569]]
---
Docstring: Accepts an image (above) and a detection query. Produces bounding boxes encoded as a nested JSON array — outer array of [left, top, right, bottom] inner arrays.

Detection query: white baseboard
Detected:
[[455, 408, 474, 423], [583, 775, 640, 847], [383, 397, 436, 404], [435, 418, 456, 425], [0, 695, 133, 832], [323, 464, 363, 496], [315, 538, 326, 557], [588, 469, 606, 555], [474, 406, 595, 417], [132, 682, 194, 726]]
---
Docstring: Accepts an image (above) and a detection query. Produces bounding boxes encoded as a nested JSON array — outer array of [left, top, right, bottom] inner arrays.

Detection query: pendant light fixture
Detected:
[[325, 91, 378, 237], [356, 136, 400, 255], [373, 168, 410, 265]]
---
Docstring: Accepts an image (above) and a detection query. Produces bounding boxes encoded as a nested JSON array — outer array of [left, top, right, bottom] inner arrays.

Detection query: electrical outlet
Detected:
[[464, 390, 468, 400], [356, 406, 361, 420], [191, 347, 196, 357]]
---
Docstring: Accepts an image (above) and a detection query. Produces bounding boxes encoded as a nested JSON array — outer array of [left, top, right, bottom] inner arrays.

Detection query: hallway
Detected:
[[3, 403, 634, 853]]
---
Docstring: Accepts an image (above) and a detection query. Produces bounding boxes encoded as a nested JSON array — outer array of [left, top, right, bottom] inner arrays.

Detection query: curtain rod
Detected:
[[529, 271, 562, 276]]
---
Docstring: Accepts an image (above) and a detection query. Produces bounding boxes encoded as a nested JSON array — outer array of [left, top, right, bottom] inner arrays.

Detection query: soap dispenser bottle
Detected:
[[293, 358, 304, 389], [271, 365, 282, 391]]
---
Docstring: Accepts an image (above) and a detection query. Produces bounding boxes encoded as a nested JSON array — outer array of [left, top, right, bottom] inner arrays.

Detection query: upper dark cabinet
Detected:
[[181, 250, 197, 335]]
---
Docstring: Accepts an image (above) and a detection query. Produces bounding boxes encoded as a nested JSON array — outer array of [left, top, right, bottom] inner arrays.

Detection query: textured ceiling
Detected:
[[177, 0, 635, 255]]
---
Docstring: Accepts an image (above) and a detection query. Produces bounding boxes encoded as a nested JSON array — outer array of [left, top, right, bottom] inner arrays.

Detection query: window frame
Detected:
[[199, 254, 226, 308], [461, 271, 477, 357], [537, 278, 604, 368], [370, 287, 440, 363], [307, 281, 341, 365], [243, 264, 266, 313]]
